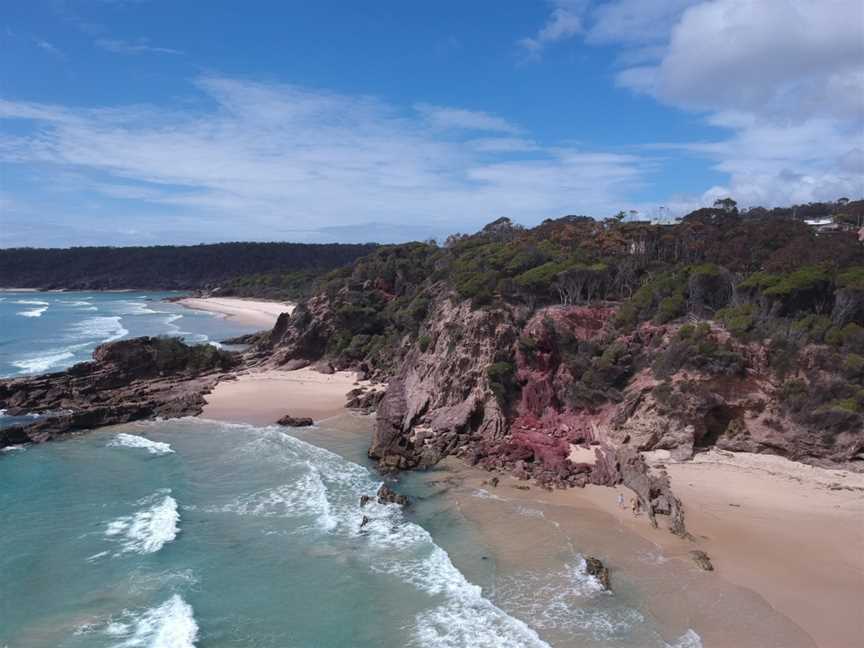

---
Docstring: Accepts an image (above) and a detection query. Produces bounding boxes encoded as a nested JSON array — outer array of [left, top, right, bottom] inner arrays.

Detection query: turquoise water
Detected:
[[0, 291, 259, 378], [0, 420, 552, 647], [0, 418, 705, 648]]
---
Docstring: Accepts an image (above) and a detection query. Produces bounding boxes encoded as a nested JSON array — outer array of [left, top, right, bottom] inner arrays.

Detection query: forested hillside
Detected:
[[0, 242, 377, 290]]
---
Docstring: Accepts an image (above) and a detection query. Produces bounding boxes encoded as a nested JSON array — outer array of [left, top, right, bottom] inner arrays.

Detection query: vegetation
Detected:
[[0, 242, 377, 290]]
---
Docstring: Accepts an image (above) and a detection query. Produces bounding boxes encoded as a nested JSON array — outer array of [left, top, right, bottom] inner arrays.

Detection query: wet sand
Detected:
[[434, 450, 864, 648], [201, 368, 365, 424], [177, 297, 293, 328]]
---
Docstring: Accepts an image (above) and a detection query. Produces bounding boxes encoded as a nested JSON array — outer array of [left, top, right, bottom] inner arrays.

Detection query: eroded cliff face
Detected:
[[265, 294, 863, 482], [369, 296, 519, 470]]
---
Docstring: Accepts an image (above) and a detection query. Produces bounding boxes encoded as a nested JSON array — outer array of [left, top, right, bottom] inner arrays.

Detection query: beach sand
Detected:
[[177, 297, 294, 328], [438, 449, 864, 648], [202, 367, 364, 424]]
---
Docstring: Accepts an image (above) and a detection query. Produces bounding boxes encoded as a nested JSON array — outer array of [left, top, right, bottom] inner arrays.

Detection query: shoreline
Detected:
[[438, 450, 864, 648], [176, 297, 294, 328]]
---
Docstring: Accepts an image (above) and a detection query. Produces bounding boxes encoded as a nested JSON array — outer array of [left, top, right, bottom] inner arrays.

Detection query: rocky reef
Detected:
[[0, 337, 238, 448]]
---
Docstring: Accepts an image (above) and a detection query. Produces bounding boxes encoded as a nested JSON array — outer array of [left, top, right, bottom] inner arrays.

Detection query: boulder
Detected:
[[276, 414, 314, 427], [584, 556, 611, 590], [376, 483, 410, 506]]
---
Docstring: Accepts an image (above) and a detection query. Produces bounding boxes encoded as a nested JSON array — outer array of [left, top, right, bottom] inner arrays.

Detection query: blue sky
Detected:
[[1, 0, 862, 246]]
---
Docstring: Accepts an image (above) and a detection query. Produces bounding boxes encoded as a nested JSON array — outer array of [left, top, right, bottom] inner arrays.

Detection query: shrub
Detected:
[[843, 354, 864, 382], [418, 335, 431, 353], [716, 304, 756, 336], [487, 362, 517, 405], [655, 294, 685, 324], [792, 314, 832, 343]]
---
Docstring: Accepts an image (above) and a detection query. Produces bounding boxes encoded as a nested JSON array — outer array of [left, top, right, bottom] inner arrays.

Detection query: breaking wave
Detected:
[[12, 350, 75, 374], [105, 491, 180, 555], [213, 425, 551, 647], [109, 433, 174, 456], [17, 305, 48, 318], [79, 595, 198, 648], [68, 316, 128, 345]]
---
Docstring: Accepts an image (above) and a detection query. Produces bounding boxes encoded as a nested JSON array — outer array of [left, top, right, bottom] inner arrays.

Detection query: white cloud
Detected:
[[468, 137, 540, 153], [586, 0, 698, 45], [34, 38, 65, 59], [0, 76, 652, 244], [519, 2, 585, 58], [95, 38, 183, 55], [585, 0, 864, 209], [414, 103, 521, 134], [625, 0, 864, 121]]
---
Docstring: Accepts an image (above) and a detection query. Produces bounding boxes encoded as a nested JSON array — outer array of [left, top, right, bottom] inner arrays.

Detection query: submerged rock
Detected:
[[689, 550, 714, 571], [584, 556, 611, 590], [376, 484, 409, 506]]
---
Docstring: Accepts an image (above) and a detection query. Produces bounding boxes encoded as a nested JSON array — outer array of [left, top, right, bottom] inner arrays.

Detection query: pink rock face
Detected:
[[509, 431, 571, 472]]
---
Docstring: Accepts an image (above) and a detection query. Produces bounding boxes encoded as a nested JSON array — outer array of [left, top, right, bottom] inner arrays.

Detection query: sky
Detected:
[[1, 0, 862, 247]]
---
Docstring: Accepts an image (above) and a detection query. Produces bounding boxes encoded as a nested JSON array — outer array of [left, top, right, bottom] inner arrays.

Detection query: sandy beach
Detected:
[[202, 367, 364, 424], [440, 449, 864, 648], [178, 297, 294, 328]]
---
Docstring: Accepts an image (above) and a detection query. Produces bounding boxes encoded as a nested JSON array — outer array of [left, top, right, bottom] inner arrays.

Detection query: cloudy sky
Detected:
[[1, 0, 862, 246]]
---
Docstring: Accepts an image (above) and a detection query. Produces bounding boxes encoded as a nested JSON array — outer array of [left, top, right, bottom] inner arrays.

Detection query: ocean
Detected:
[[0, 291, 257, 378], [0, 293, 703, 648]]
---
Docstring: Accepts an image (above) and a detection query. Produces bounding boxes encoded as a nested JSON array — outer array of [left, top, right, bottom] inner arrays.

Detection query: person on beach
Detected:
[[617, 493, 625, 509]]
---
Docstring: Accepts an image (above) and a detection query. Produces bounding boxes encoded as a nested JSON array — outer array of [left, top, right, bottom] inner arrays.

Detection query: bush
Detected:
[[716, 304, 756, 336], [656, 294, 685, 324], [792, 314, 832, 343], [418, 335, 431, 353], [843, 354, 864, 382], [487, 362, 517, 405]]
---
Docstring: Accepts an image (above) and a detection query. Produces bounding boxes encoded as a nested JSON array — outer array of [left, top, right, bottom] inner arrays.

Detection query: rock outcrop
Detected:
[[276, 414, 314, 427], [376, 484, 410, 506], [584, 556, 611, 590], [0, 337, 238, 448], [369, 297, 519, 470]]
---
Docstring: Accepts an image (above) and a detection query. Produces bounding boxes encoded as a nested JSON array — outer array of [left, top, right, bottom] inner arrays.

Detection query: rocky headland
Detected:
[[4, 207, 863, 539], [0, 337, 238, 447]]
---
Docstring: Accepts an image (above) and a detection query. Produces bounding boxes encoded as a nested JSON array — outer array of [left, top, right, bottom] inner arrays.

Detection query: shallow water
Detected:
[[0, 291, 258, 378], [0, 417, 704, 647]]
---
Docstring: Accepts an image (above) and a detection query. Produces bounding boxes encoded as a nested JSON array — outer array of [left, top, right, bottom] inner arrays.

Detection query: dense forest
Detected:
[[0, 242, 377, 290], [304, 200, 864, 365]]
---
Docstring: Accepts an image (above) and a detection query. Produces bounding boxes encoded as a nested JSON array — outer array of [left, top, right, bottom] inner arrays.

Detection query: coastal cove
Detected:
[[2, 289, 863, 647]]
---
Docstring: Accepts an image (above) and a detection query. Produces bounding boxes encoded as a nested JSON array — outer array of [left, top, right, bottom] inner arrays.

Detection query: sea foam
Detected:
[[250, 429, 550, 648], [12, 350, 75, 374], [105, 595, 198, 648], [105, 491, 180, 554], [109, 433, 174, 456], [17, 306, 48, 318], [69, 315, 128, 344], [668, 629, 704, 648]]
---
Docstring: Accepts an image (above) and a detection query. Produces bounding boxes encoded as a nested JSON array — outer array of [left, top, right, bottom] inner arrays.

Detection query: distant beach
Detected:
[[177, 297, 294, 328]]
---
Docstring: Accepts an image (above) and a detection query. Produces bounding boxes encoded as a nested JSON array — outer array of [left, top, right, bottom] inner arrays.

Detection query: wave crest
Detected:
[[109, 433, 174, 456], [105, 491, 180, 554]]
